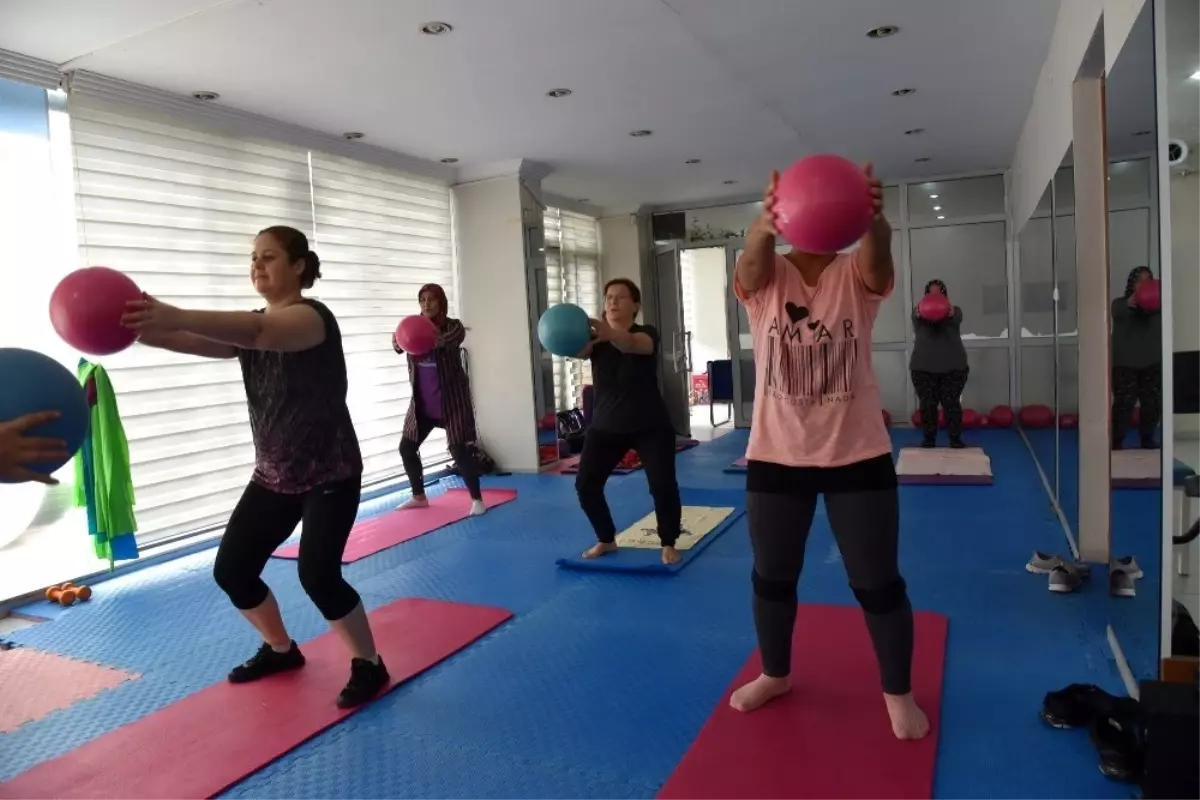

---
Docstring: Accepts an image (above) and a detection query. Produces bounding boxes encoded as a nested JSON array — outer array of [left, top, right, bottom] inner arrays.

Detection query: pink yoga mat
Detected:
[[659, 604, 947, 799], [0, 598, 513, 800], [273, 488, 517, 563]]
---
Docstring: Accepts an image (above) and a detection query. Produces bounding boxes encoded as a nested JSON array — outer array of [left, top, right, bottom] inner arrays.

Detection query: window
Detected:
[[68, 97, 456, 544], [544, 207, 600, 410], [308, 151, 455, 483]]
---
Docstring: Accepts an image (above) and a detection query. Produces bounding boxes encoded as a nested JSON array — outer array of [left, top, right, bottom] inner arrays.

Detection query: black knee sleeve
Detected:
[[752, 569, 798, 604], [212, 560, 268, 611], [852, 578, 909, 615], [297, 560, 360, 621]]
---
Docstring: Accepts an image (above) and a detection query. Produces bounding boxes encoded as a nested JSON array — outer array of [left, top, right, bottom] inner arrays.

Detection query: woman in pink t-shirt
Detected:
[[729, 166, 929, 741]]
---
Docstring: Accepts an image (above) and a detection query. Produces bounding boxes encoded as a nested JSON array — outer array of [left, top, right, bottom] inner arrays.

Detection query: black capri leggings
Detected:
[[747, 455, 913, 695], [575, 425, 682, 547], [213, 476, 362, 621]]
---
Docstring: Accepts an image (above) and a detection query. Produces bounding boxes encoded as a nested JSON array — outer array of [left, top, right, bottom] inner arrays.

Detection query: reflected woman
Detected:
[[909, 279, 969, 448], [1111, 266, 1161, 449]]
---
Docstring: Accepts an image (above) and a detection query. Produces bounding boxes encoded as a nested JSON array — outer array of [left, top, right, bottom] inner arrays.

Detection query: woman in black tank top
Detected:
[[122, 225, 387, 709]]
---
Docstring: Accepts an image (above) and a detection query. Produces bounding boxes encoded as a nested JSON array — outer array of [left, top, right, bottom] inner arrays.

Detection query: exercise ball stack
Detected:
[[50, 266, 143, 356], [989, 405, 1015, 428], [538, 303, 592, 357], [1018, 405, 1055, 429], [394, 315, 439, 356], [773, 155, 874, 254], [0, 348, 90, 483]]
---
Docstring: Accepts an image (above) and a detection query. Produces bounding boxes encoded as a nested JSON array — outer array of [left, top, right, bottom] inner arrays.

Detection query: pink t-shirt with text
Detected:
[[736, 251, 893, 468]]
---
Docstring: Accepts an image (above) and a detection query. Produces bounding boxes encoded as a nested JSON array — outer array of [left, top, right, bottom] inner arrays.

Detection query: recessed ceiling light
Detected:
[[420, 21, 453, 35], [685, 158, 702, 164], [904, 128, 925, 136], [866, 25, 900, 39], [1133, 130, 1153, 136], [546, 88, 572, 98], [929, 194, 939, 199], [723, 179, 738, 185], [191, 91, 219, 101], [440, 157, 459, 164], [914, 156, 931, 163], [629, 129, 653, 137], [1191, 69, 1200, 80], [933, 205, 942, 211], [342, 132, 364, 140], [937, 215, 945, 220], [892, 87, 916, 97]]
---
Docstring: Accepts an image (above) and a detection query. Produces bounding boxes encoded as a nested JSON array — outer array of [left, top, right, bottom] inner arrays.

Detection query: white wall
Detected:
[[454, 176, 539, 472], [1010, 0, 1104, 230], [684, 247, 729, 369], [599, 214, 639, 291]]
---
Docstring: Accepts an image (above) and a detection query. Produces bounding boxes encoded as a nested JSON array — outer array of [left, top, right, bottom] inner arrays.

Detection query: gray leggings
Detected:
[[747, 488, 913, 695]]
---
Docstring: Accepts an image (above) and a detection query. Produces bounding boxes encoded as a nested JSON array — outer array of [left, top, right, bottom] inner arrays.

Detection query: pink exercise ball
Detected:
[[989, 405, 1015, 428], [1019, 404, 1055, 429], [962, 408, 981, 429], [773, 154, 874, 254], [1134, 278, 1161, 312], [395, 315, 438, 356], [917, 292, 952, 323], [49, 266, 143, 356]]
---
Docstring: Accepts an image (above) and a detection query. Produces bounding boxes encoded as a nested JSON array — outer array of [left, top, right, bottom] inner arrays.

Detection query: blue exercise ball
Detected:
[[0, 348, 90, 483], [537, 303, 592, 357]]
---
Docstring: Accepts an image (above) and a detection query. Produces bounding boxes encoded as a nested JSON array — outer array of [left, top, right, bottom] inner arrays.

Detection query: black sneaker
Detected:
[[949, 437, 966, 449], [228, 641, 306, 684], [1040, 683, 1132, 728], [1090, 710, 1144, 782], [336, 657, 390, 709], [920, 437, 937, 448]]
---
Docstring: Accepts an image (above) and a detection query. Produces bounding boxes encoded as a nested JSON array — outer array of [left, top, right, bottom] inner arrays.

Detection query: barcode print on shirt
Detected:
[[766, 337, 858, 399]]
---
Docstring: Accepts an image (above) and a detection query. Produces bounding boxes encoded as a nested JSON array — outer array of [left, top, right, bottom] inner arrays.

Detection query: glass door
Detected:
[[653, 244, 692, 437]]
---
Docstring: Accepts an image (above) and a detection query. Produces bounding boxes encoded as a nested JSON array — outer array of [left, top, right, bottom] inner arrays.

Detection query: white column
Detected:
[[453, 165, 544, 472], [1072, 75, 1113, 564]]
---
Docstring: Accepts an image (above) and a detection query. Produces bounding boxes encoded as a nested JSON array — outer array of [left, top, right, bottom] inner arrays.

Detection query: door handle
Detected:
[[684, 330, 694, 374]]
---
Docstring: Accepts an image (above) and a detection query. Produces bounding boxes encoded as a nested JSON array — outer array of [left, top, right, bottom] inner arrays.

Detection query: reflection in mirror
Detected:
[[1054, 155, 1079, 556], [1163, 0, 1200, 671], [1104, 0, 1165, 684]]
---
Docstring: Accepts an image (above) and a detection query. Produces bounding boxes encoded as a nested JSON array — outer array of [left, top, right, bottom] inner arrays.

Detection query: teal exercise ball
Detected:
[[537, 303, 592, 357], [0, 348, 90, 483]]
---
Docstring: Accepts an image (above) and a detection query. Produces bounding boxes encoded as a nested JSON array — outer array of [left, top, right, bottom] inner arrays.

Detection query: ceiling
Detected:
[[1, 0, 1061, 215]]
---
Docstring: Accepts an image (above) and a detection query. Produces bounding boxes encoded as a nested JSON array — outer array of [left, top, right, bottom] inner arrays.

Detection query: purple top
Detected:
[[416, 352, 443, 420], [237, 299, 363, 493]]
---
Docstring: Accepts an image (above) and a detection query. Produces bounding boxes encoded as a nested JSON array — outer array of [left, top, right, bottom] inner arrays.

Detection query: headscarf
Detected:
[[1123, 266, 1153, 298], [924, 279, 948, 297], [418, 283, 449, 328]]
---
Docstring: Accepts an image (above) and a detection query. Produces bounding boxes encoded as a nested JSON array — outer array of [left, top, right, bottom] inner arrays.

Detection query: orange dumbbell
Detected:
[[47, 585, 79, 606]]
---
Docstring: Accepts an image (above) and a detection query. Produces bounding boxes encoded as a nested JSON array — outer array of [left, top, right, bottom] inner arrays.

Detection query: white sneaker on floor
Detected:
[[469, 499, 487, 516], [1029, 551, 1091, 577], [1110, 555, 1143, 580], [1048, 565, 1085, 593], [1110, 569, 1136, 598]]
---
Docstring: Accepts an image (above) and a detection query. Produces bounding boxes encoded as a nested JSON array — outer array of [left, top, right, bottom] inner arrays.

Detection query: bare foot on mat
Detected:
[[884, 692, 930, 740], [661, 546, 681, 565], [582, 542, 618, 559], [729, 674, 790, 712]]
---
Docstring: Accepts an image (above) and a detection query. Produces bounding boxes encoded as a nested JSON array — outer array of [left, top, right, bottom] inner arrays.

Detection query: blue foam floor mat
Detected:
[[555, 490, 745, 574], [1, 428, 1131, 799]]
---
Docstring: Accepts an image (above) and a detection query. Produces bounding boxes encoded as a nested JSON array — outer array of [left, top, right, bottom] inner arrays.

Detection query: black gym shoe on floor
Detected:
[[228, 641, 306, 684], [1040, 683, 1137, 729], [336, 657, 390, 709], [920, 437, 937, 448], [949, 437, 966, 449]]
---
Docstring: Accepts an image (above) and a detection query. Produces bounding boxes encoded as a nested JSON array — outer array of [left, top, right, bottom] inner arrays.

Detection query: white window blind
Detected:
[[308, 152, 455, 483], [543, 208, 601, 411], [68, 98, 457, 545], [69, 97, 313, 544]]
